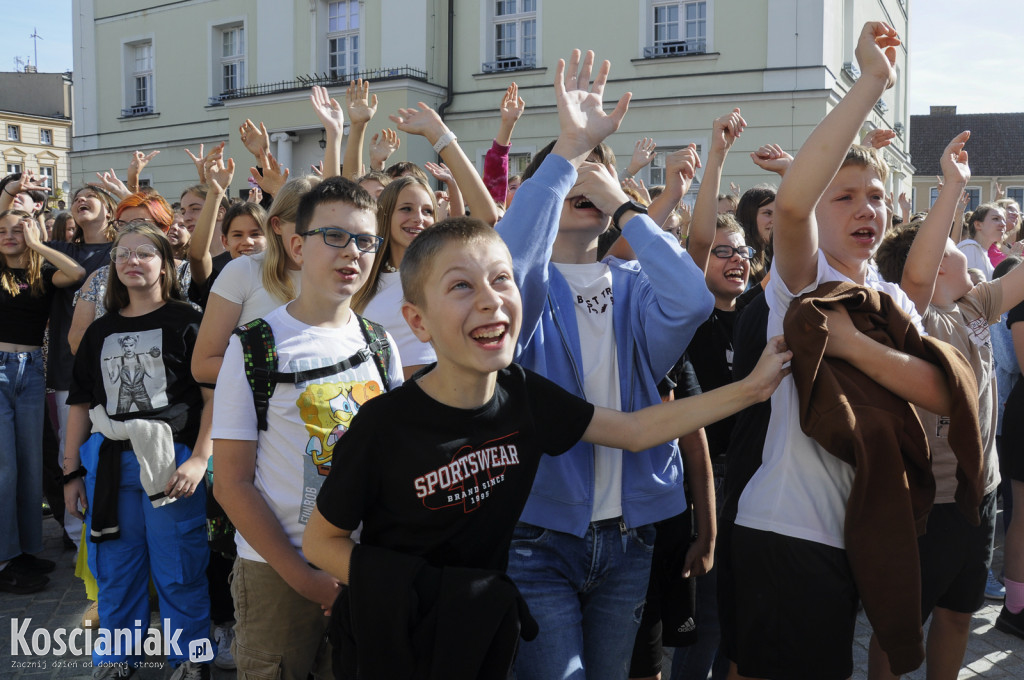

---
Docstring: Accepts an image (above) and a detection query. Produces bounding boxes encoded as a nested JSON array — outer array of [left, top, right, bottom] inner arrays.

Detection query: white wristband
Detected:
[[432, 131, 457, 154]]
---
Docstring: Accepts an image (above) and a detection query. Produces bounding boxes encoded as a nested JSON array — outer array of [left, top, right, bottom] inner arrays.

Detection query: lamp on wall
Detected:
[[319, 129, 326, 150]]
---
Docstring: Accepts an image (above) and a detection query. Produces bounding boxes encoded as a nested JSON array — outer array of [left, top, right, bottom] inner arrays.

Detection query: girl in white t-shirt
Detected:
[[191, 172, 319, 384], [958, 203, 1008, 282]]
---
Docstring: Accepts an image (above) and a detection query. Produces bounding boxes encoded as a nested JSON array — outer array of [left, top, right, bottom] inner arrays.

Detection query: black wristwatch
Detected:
[[612, 200, 648, 229]]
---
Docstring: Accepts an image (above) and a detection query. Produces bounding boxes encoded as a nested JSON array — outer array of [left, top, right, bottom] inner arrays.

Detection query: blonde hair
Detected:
[[352, 176, 438, 313], [261, 175, 321, 304], [0, 210, 44, 297]]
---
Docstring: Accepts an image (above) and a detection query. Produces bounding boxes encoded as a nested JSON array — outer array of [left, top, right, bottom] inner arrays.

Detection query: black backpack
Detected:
[[233, 314, 392, 431]]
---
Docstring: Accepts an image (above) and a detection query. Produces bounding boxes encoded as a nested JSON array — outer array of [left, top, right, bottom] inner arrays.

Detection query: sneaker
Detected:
[[0, 561, 48, 594], [168, 660, 211, 680], [985, 570, 1006, 600], [12, 553, 56, 574], [92, 664, 134, 679], [42, 500, 52, 517], [995, 605, 1024, 639], [212, 624, 237, 670], [82, 600, 100, 629]]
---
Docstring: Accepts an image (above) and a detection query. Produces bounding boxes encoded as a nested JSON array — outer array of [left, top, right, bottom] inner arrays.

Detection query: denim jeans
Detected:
[[508, 520, 656, 680], [82, 434, 211, 667], [0, 349, 46, 561]]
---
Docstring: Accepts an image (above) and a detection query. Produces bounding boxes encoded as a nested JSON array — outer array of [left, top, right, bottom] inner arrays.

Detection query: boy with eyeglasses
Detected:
[[212, 177, 403, 680]]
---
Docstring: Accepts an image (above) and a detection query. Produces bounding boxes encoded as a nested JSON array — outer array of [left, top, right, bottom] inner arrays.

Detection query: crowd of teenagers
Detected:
[[2, 20, 1023, 680]]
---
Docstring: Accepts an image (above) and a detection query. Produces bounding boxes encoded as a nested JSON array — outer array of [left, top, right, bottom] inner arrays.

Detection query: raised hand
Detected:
[[750, 143, 794, 176], [205, 156, 236, 195], [311, 85, 345, 136], [854, 21, 900, 89], [239, 119, 270, 159], [550, 49, 631, 166], [94, 169, 131, 201], [389, 102, 448, 144], [246, 185, 263, 204], [500, 82, 526, 125], [184, 142, 225, 184], [129, 150, 160, 175], [424, 161, 456, 186], [711, 108, 746, 154], [8, 169, 49, 195], [730, 182, 742, 197], [627, 137, 658, 176], [370, 128, 400, 170], [345, 78, 378, 126], [310, 161, 324, 177], [995, 181, 1005, 200], [250, 150, 289, 197], [939, 131, 971, 188], [898, 192, 912, 219], [663, 144, 702, 195], [621, 176, 651, 204], [863, 128, 896, 150]]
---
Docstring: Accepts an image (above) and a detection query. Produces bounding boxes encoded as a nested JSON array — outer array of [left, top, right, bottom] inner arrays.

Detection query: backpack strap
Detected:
[[233, 319, 277, 431], [356, 315, 392, 392]]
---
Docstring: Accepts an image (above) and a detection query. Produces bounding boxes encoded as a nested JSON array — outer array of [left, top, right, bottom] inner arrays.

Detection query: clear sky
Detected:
[[0, 1, 1021, 115]]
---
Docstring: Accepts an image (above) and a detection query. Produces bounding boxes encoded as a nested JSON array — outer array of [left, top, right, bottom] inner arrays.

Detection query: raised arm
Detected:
[[900, 132, 971, 313], [22, 215, 85, 286], [311, 85, 346, 180], [646, 145, 700, 227], [773, 22, 900, 292], [369, 128, 399, 172], [126, 150, 160, 193], [390, 102, 500, 226], [342, 79, 377, 180], [690, 109, 746, 271], [484, 84, 525, 205], [249, 150, 289, 199], [239, 119, 271, 162], [750, 143, 793, 178], [188, 157, 234, 285], [425, 161, 465, 219]]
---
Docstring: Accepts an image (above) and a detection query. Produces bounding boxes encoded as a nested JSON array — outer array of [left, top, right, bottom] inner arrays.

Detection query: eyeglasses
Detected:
[[302, 227, 382, 254], [110, 244, 160, 264], [711, 245, 756, 260]]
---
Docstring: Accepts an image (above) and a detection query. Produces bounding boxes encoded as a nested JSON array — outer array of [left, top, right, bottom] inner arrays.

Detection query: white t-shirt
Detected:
[[553, 261, 623, 522], [211, 304, 404, 562], [362, 271, 436, 370], [957, 239, 993, 282], [735, 251, 925, 549], [211, 253, 302, 325]]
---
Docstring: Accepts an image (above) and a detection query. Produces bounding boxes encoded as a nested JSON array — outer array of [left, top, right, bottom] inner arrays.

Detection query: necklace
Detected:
[[384, 262, 398, 273]]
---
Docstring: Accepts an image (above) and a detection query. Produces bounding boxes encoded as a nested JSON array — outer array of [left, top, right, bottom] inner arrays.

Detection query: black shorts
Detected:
[[628, 510, 696, 677], [1000, 384, 1024, 482], [729, 526, 858, 680], [920, 491, 997, 616]]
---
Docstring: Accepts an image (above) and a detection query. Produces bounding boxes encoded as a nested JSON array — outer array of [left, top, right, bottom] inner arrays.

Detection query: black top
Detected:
[[187, 251, 232, 309], [0, 265, 57, 346], [45, 241, 113, 389], [68, 301, 204, 448], [686, 308, 737, 458], [317, 364, 595, 571]]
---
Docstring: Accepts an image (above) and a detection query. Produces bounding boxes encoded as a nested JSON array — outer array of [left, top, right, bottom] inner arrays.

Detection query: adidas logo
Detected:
[[676, 618, 696, 634]]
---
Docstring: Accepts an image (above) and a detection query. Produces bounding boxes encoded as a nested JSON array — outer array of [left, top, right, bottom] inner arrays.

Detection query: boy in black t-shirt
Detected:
[[302, 217, 791, 677]]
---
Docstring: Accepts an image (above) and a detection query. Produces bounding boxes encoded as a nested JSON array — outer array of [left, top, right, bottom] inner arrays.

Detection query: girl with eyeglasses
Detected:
[[0, 209, 85, 594], [62, 221, 214, 677]]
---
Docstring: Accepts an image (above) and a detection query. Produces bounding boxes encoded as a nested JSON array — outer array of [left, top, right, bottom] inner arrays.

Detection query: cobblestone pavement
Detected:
[[4, 510, 1022, 678]]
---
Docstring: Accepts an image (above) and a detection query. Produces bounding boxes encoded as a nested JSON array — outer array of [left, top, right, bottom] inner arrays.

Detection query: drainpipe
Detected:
[[436, 0, 455, 123]]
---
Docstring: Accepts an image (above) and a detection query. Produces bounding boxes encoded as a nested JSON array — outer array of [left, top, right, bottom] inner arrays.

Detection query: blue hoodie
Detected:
[[497, 153, 714, 537]]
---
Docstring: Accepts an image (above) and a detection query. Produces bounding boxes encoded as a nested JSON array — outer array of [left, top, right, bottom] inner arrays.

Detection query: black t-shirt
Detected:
[[187, 251, 232, 309], [0, 265, 57, 346], [317, 364, 595, 571], [1008, 299, 1024, 329], [68, 300, 204, 448], [45, 240, 113, 389], [686, 308, 736, 458]]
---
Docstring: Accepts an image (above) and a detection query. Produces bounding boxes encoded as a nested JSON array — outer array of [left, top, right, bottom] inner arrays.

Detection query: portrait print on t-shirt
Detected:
[[100, 330, 168, 414]]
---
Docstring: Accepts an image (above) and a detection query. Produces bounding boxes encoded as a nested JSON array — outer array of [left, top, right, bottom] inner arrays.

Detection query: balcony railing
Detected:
[[120, 103, 155, 117], [481, 56, 537, 73], [207, 66, 429, 104], [643, 39, 707, 58]]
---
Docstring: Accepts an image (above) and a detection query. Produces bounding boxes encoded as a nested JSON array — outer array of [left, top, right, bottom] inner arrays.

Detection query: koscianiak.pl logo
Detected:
[[9, 618, 214, 663]]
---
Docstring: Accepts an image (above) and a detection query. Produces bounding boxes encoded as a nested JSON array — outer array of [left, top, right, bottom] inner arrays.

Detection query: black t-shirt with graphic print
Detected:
[[68, 300, 204, 448], [317, 363, 596, 572]]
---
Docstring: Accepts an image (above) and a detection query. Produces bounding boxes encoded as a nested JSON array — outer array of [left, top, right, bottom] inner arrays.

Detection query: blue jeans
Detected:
[[0, 349, 45, 562], [82, 434, 211, 667], [508, 520, 656, 680]]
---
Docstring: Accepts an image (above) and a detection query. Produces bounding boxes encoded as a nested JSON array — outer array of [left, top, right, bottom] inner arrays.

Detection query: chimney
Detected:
[[930, 105, 956, 115]]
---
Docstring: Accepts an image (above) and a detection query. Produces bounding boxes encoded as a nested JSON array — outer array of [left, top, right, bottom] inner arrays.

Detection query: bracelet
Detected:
[[62, 467, 87, 484], [432, 131, 457, 154]]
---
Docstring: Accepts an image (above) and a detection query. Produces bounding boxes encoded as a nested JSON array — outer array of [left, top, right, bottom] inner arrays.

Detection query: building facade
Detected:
[[0, 71, 74, 207], [71, 0, 913, 202]]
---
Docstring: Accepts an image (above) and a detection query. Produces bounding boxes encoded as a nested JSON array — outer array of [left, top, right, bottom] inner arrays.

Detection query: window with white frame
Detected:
[[125, 41, 154, 114], [7, 124, 20, 141], [646, 1, 707, 57], [965, 187, 981, 212], [40, 129, 53, 145], [508, 153, 532, 178], [485, 0, 537, 72], [929, 187, 939, 208], [648, 145, 702, 188], [220, 26, 245, 93], [1007, 187, 1024, 210], [6, 163, 21, 174], [327, 1, 360, 80], [38, 166, 54, 191]]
